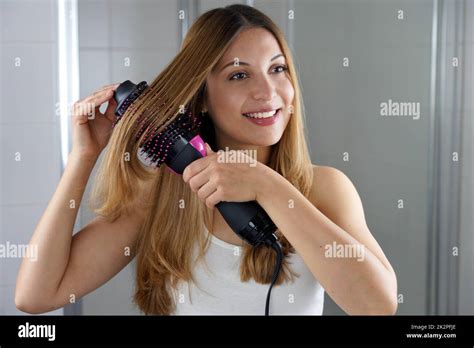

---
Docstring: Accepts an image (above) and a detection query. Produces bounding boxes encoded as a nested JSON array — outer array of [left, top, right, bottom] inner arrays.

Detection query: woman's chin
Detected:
[[240, 133, 283, 147]]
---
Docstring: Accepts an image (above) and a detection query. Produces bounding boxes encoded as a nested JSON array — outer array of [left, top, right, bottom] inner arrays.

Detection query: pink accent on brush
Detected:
[[166, 135, 207, 175], [189, 135, 207, 157]]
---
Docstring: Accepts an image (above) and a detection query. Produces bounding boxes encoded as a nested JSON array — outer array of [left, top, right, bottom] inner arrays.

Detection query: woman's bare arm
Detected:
[[15, 152, 149, 314], [47, 207, 145, 313]]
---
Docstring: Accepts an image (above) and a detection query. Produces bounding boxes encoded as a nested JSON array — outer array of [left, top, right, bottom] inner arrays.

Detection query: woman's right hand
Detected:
[[70, 83, 120, 160]]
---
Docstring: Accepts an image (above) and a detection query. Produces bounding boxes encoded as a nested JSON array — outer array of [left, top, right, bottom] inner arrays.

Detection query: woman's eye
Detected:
[[229, 65, 288, 81], [274, 64, 288, 73], [229, 72, 248, 81]]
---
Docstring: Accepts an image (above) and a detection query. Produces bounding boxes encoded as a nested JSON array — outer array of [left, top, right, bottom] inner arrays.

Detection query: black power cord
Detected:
[[264, 239, 283, 316]]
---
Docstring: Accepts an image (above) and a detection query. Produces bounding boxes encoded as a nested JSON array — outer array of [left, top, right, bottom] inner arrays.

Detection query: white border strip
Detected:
[[58, 0, 80, 168]]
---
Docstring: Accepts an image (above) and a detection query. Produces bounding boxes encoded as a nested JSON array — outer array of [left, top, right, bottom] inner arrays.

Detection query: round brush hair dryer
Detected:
[[113, 80, 283, 316]]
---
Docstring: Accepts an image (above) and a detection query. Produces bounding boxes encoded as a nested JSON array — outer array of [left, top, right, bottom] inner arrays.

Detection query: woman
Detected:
[[15, 4, 397, 315]]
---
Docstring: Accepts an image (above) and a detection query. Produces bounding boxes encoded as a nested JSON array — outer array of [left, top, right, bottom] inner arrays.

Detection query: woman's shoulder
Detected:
[[308, 164, 349, 212], [308, 163, 366, 228]]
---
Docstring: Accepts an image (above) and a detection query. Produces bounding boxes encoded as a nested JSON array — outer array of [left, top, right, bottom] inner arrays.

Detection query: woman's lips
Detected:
[[243, 108, 279, 115], [242, 109, 281, 126]]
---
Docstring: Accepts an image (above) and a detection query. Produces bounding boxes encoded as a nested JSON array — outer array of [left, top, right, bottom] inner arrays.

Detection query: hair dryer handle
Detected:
[[166, 135, 277, 247], [215, 201, 277, 246]]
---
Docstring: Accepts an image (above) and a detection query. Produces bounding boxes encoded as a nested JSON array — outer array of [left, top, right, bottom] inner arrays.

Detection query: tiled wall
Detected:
[[0, 0, 62, 315], [293, 0, 434, 314]]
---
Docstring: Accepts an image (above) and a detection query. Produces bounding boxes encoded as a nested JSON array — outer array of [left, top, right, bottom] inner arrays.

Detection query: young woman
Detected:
[[16, 4, 397, 315]]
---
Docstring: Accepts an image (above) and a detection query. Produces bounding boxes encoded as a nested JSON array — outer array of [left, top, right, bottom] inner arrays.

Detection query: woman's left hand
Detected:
[[182, 143, 266, 209]]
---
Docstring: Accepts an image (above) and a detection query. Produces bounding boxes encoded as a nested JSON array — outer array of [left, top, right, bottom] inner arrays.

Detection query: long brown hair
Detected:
[[89, 4, 313, 315]]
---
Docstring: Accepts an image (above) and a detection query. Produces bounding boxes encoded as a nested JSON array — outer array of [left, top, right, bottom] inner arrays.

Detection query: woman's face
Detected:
[[205, 27, 294, 149]]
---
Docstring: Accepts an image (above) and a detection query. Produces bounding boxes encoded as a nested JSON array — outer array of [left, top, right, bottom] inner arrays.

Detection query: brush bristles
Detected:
[[110, 81, 202, 168], [137, 110, 202, 168]]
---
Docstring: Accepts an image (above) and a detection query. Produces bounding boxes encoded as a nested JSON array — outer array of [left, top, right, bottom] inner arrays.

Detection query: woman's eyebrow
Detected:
[[218, 53, 285, 73]]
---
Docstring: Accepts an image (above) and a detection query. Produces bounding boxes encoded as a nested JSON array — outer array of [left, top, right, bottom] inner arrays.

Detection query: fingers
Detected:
[[197, 181, 218, 208], [77, 83, 120, 104], [103, 97, 118, 122], [72, 102, 94, 125], [72, 90, 110, 122], [88, 84, 120, 112], [89, 88, 115, 106], [182, 158, 212, 183], [72, 83, 120, 122], [99, 83, 120, 91], [188, 166, 212, 193]]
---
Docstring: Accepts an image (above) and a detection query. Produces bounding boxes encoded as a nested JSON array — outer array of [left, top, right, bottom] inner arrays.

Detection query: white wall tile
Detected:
[[0, 210, 4, 284], [254, 0, 290, 36], [1, 0, 55, 43], [81, 260, 141, 315], [0, 123, 61, 205], [78, 0, 110, 48], [0, 204, 45, 286], [0, 43, 57, 124], [0, 41, 3, 204], [110, 48, 176, 84], [109, 0, 180, 50], [0, 0, 63, 318], [293, 0, 433, 315], [198, 0, 245, 14], [79, 49, 112, 96], [0, 0, 4, 43]]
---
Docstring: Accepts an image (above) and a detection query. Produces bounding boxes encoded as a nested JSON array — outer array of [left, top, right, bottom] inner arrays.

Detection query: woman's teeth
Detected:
[[243, 109, 278, 119]]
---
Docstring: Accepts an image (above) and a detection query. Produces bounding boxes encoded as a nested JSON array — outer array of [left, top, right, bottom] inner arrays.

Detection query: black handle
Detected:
[[168, 141, 277, 247]]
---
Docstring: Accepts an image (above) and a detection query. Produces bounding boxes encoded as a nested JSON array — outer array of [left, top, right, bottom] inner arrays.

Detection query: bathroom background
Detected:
[[0, 0, 472, 315]]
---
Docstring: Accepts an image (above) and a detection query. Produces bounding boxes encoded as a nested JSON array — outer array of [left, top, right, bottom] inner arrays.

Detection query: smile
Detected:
[[242, 108, 280, 119], [242, 109, 281, 126]]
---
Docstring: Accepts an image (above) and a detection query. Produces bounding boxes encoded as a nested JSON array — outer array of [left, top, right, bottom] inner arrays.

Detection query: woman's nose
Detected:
[[251, 74, 277, 101]]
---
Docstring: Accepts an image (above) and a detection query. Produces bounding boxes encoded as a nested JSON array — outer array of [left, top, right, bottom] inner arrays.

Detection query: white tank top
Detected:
[[170, 226, 325, 315]]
